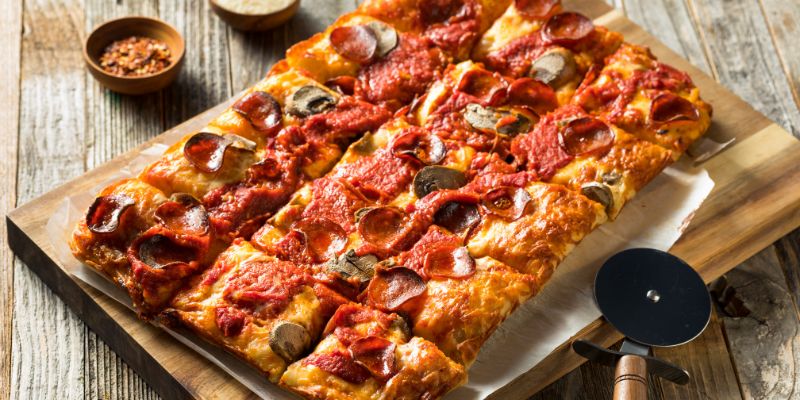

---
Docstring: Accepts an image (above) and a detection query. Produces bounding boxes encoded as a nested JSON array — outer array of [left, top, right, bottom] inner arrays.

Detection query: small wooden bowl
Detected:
[[210, 0, 300, 32], [83, 17, 185, 95]]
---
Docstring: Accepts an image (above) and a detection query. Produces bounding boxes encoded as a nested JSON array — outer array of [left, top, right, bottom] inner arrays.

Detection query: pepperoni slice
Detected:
[[86, 194, 135, 234], [481, 186, 532, 220], [366, 266, 426, 311], [330, 25, 378, 63], [423, 245, 475, 279], [456, 69, 508, 105], [348, 336, 398, 381], [325, 76, 358, 96], [507, 78, 558, 116], [183, 132, 255, 173], [133, 233, 199, 270], [155, 193, 209, 236], [650, 93, 700, 125], [541, 12, 594, 46], [559, 117, 615, 157], [292, 217, 348, 263], [515, 0, 560, 18], [306, 351, 371, 384], [357, 207, 407, 250], [232, 91, 282, 133], [390, 128, 446, 165]]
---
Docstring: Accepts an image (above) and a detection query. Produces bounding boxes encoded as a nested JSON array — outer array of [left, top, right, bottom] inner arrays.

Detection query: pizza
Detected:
[[70, 0, 712, 398]]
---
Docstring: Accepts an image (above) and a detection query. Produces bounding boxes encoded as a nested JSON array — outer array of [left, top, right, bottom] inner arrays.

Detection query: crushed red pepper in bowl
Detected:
[[99, 36, 172, 77]]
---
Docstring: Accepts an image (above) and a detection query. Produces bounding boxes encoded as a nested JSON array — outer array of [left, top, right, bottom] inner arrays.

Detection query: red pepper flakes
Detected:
[[99, 36, 172, 77]]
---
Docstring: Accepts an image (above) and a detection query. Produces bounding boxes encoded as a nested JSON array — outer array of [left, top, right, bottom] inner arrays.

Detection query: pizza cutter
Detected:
[[572, 248, 711, 400]]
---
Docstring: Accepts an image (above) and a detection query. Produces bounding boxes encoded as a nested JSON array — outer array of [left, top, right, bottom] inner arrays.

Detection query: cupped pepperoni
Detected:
[[650, 93, 699, 125], [357, 207, 407, 250], [558, 117, 615, 157], [366, 266, 427, 311], [330, 25, 378, 63], [306, 351, 372, 384], [132, 232, 200, 270], [390, 128, 446, 165], [155, 193, 210, 236], [291, 217, 348, 264], [456, 69, 508, 105], [348, 336, 398, 381], [541, 12, 594, 46], [86, 194, 135, 234], [325, 76, 358, 96], [515, 0, 560, 18], [183, 132, 255, 173], [481, 186, 532, 220], [232, 91, 282, 133], [507, 78, 559, 116], [423, 245, 475, 279]]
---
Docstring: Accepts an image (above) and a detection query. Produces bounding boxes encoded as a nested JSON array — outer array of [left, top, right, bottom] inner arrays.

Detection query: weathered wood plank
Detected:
[[159, 0, 233, 127], [226, 0, 358, 92], [82, 1, 163, 399], [757, 0, 800, 114], [719, 245, 800, 400], [12, 1, 88, 398], [0, 0, 21, 397], [686, 0, 800, 135]]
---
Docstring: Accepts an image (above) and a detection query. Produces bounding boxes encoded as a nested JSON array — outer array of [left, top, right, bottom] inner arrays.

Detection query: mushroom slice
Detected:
[[357, 207, 407, 250], [135, 233, 199, 270], [269, 321, 311, 362], [390, 128, 446, 165], [463, 103, 531, 136], [650, 93, 700, 125], [581, 182, 613, 212], [366, 21, 398, 58], [349, 336, 398, 381], [286, 85, 337, 117], [530, 47, 578, 89], [86, 194, 135, 234], [423, 245, 476, 279], [366, 266, 426, 311], [183, 132, 255, 173], [327, 249, 377, 283], [541, 12, 594, 46], [330, 25, 378, 63], [291, 217, 348, 264], [155, 193, 210, 236], [434, 201, 481, 234], [481, 186, 532, 220], [232, 91, 282, 133], [558, 117, 615, 157], [514, 0, 560, 18], [413, 166, 467, 199]]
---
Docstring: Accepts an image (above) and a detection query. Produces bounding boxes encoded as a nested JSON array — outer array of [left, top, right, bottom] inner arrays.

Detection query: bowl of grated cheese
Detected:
[[210, 0, 300, 31]]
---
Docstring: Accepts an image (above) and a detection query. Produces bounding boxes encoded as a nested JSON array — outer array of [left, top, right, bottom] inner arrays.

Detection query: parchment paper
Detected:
[[46, 143, 714, 399]]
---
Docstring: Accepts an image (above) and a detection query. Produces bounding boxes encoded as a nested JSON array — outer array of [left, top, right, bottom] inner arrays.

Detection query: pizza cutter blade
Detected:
[[572, 248, 711, 400]]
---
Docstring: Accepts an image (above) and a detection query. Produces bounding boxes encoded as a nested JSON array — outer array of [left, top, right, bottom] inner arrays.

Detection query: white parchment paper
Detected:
[[46, 143, 713, 399]]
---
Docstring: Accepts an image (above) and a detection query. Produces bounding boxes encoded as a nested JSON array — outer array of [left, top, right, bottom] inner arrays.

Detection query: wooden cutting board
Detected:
[[7, 1, 800, 399]]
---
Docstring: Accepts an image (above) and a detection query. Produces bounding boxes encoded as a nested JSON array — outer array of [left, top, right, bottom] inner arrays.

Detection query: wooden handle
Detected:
[[613, 355, 648, 400]]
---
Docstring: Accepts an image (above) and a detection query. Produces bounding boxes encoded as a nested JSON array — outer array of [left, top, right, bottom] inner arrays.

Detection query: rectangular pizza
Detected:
[[70, 0, 712, 398]]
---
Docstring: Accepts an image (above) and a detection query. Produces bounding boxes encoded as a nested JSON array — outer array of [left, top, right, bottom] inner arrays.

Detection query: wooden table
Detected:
[[1, 0, 798, 399]]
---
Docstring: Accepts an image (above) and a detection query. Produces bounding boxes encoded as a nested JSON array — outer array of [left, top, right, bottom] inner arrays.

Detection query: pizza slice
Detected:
[[362, 225, 537, 365], [510, 104, 673, 218], [474, 1, 623, 104], [71, 178, 217, 316], [280, 303, 467, 399], [573, 43, 713, 157], [165, 240, 357, 382]]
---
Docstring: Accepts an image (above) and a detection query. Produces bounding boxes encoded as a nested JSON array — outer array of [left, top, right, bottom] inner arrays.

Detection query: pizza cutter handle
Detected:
[[613, 354, 648, 400]]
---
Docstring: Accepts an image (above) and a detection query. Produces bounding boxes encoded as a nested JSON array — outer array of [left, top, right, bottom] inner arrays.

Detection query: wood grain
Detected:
[[0, 0, 21, 397], [12, 0, 87, 398]]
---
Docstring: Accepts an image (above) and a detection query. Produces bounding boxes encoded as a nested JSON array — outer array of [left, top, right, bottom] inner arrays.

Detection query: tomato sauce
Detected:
[[301, 177, 370, 233], [221, 259, 311, 319], [396, 225, 461, 279], [333, 147, 419, 202], [510, 105, 583, 179]]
